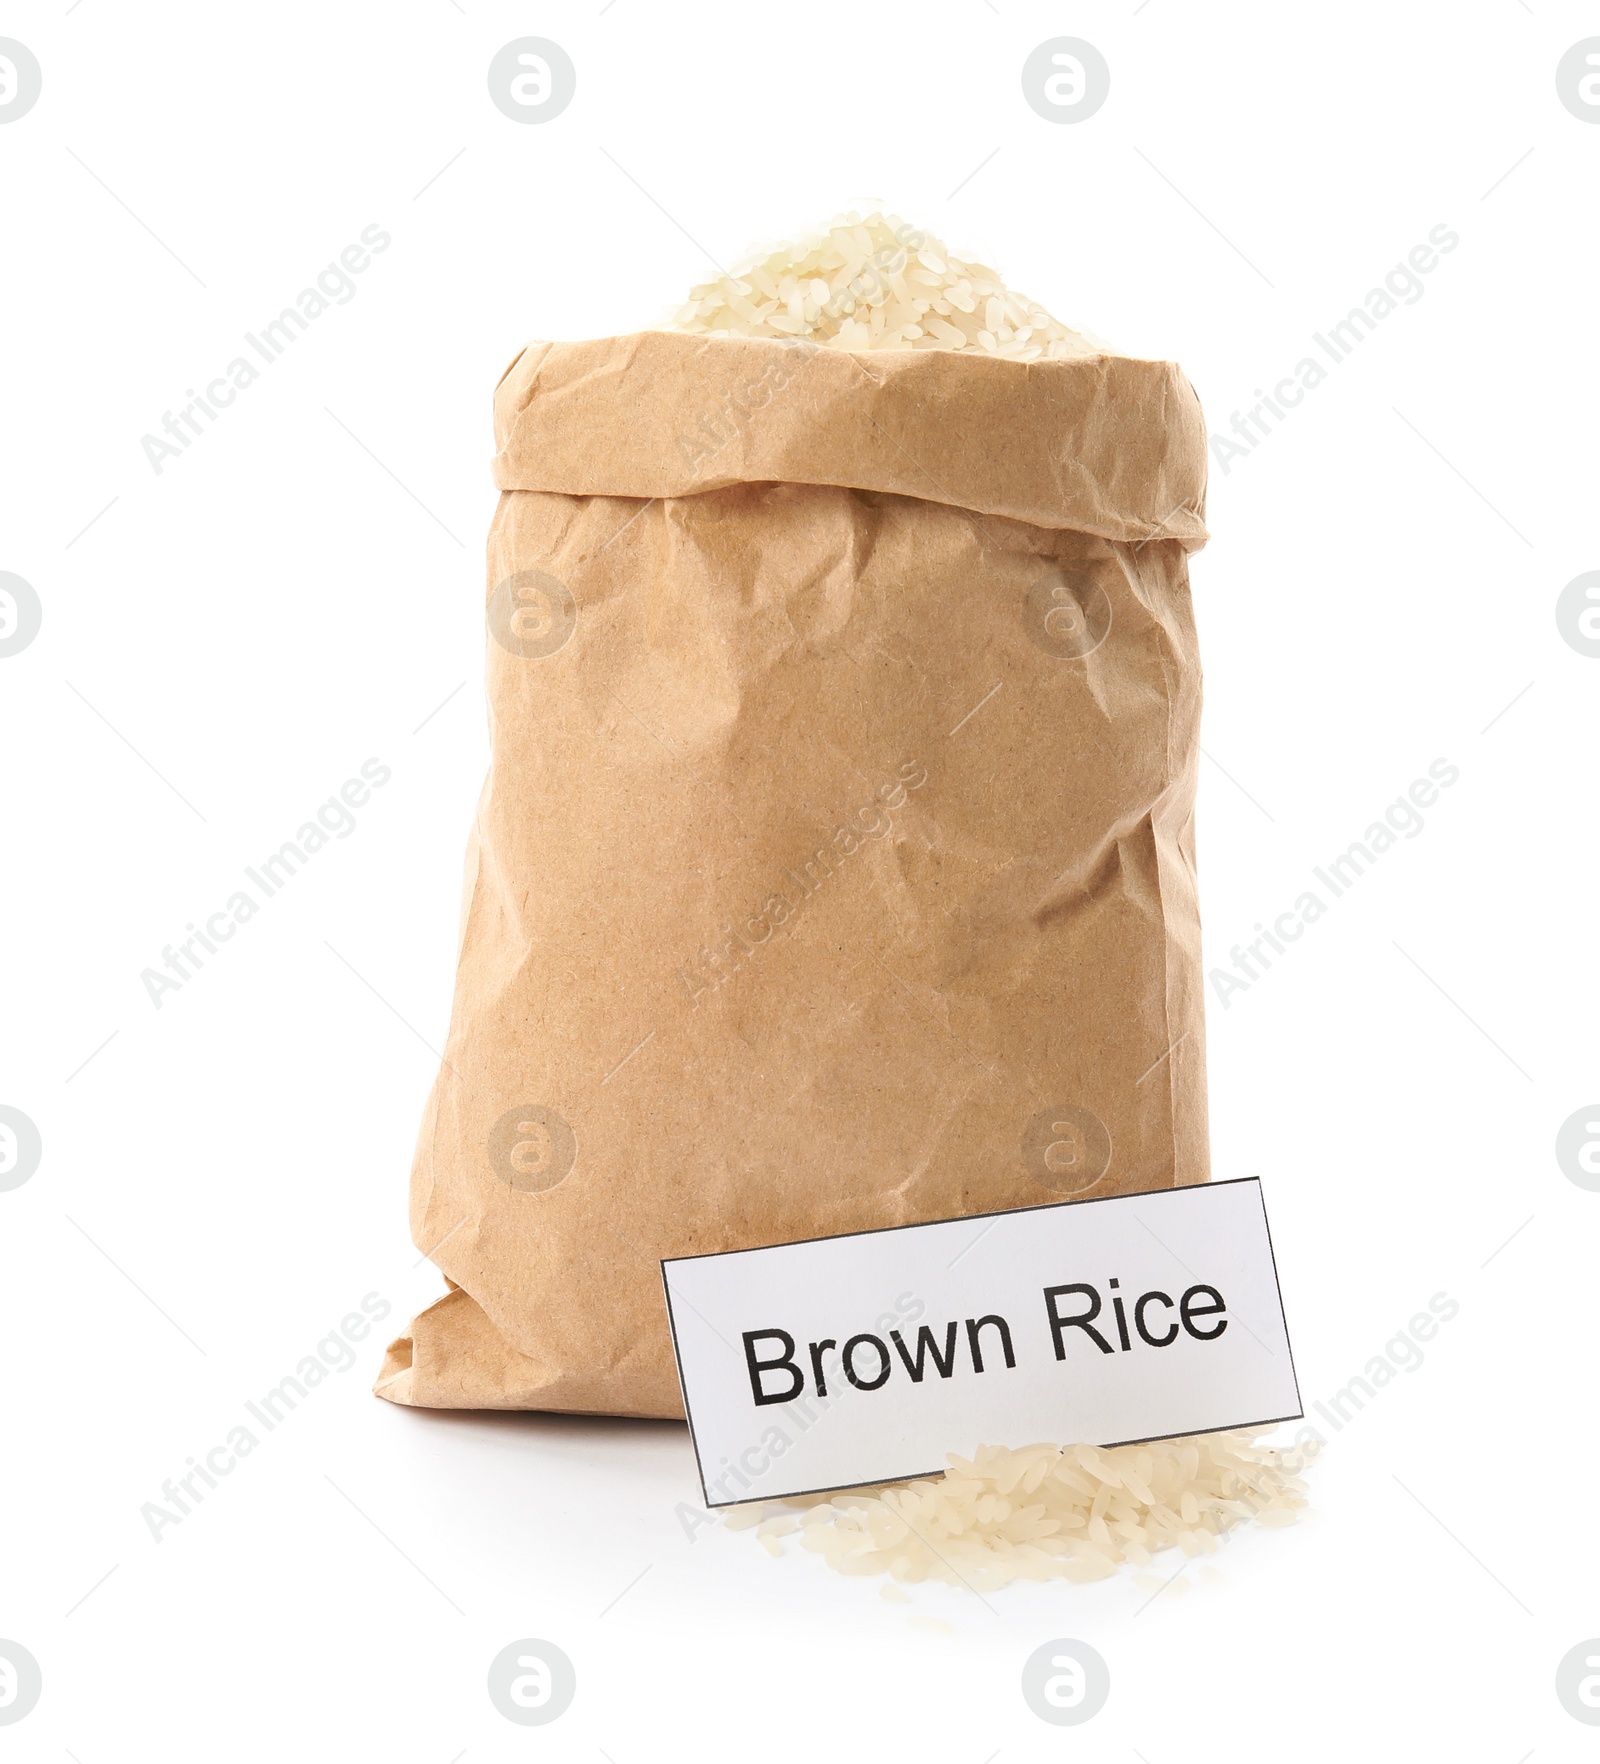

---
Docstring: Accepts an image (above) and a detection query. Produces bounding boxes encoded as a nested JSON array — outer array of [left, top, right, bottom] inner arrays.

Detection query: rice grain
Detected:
[[725, 1431, 1316, 1592], [668, 209, 1100, 358]]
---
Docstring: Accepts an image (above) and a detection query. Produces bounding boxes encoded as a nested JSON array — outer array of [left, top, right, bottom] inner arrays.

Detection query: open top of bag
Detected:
[[492, 330, 1208, 550]]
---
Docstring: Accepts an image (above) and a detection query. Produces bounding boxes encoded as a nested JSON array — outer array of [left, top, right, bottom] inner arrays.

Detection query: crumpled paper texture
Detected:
[[378, 330, 1210, 1419]]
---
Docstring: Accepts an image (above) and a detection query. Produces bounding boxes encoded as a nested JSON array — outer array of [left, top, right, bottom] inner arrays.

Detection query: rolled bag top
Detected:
[[491, 330, 1209, 551]]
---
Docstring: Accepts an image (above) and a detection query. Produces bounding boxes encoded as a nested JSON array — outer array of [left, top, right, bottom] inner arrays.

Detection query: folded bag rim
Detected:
[[491, 330, 1209, 551]]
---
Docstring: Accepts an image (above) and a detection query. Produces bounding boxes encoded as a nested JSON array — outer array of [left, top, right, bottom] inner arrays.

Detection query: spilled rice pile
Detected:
[[725, 1432, 1317, 1592], [668, 208, 1100, 358]]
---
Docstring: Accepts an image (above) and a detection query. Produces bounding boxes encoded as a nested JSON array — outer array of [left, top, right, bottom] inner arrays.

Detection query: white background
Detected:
[[2, 3, 1596, 1758]]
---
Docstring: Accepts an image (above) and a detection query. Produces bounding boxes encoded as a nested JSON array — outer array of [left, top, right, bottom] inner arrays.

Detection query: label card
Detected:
[[662, 1178, 1301, 1508]]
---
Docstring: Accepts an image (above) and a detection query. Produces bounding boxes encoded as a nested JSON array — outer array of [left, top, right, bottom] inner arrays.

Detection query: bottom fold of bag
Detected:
[[376, 1286, 688, 1420]]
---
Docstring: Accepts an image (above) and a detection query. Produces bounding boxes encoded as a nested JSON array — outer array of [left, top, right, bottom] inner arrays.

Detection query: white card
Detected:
[[662, 1178, 1301, 1507]]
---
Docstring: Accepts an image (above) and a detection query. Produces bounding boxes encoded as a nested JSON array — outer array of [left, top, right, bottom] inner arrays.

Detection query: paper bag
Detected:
[[377, 330, 1210, 1418]]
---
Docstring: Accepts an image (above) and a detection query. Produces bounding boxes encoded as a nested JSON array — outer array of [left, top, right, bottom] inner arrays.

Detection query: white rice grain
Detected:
[[667, 209, 1101, 358], [725, 1431, 1317, 1592]]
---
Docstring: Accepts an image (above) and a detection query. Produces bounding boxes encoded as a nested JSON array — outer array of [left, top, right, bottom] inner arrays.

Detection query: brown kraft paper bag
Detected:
[[377, 329, 1210, 1419]]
